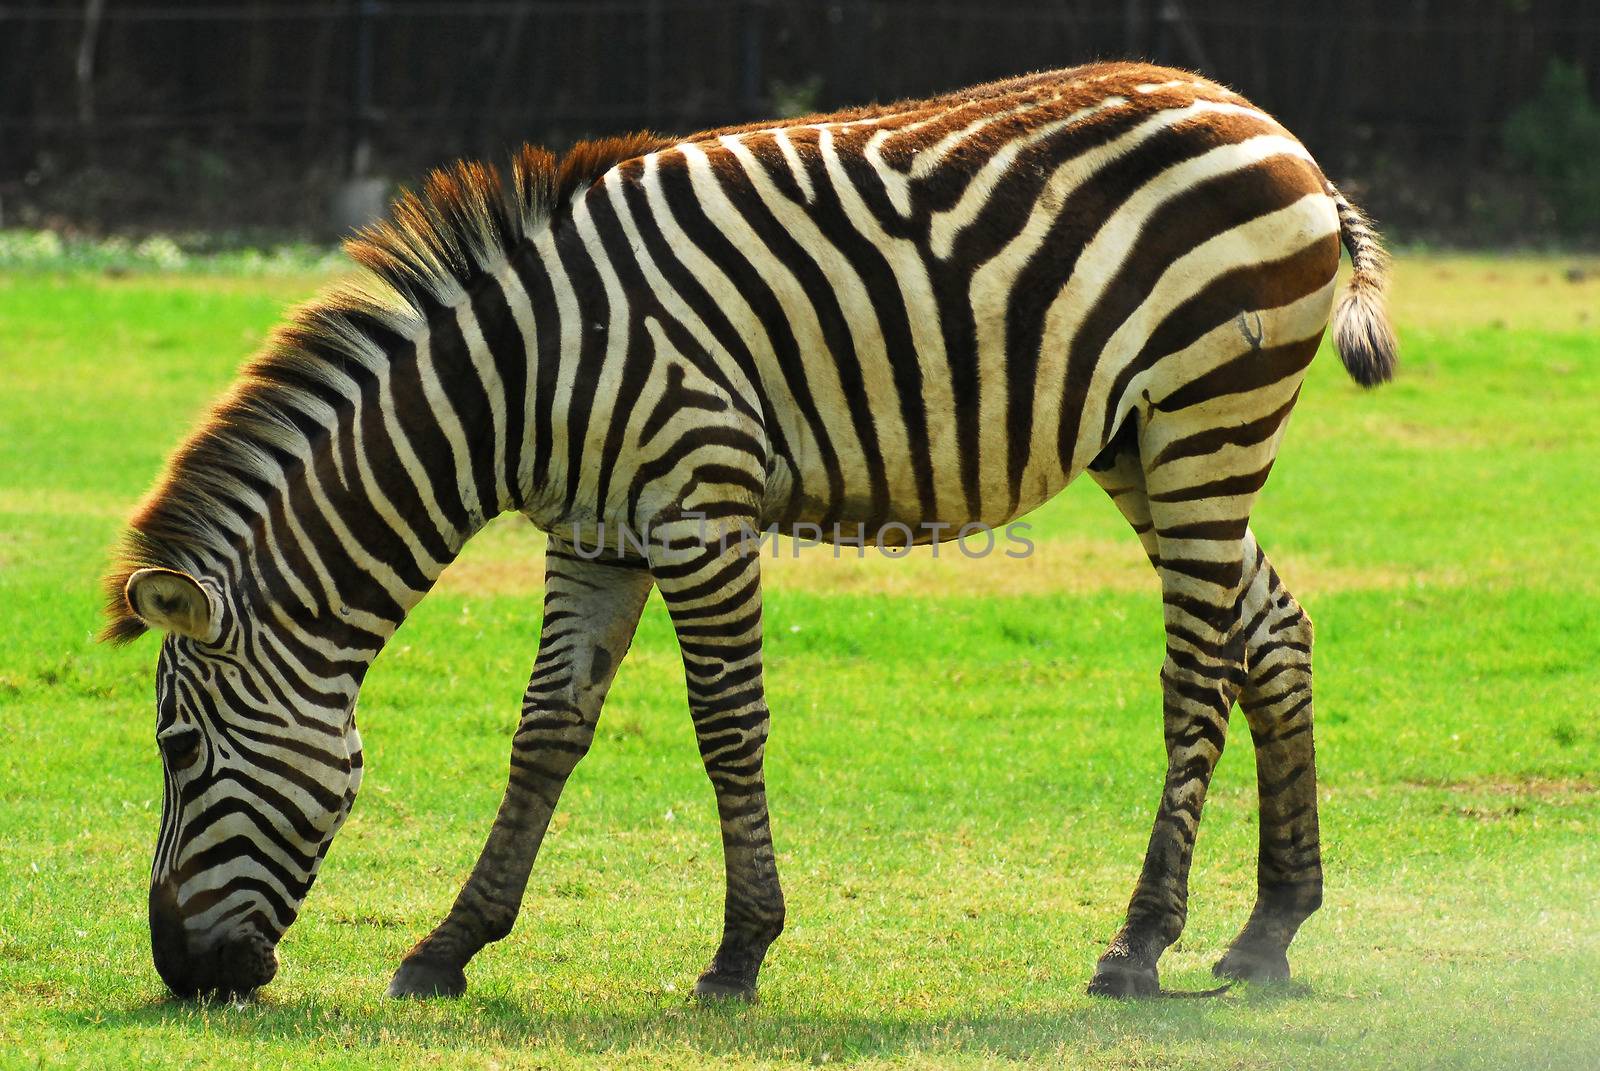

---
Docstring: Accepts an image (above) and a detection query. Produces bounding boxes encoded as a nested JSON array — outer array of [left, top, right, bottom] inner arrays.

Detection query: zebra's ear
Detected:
[[124, 568, 218, 642]]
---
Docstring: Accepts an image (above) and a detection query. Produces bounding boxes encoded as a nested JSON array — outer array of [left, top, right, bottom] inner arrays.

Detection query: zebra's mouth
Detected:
[[159, 930, 278, 1001], [208, 930, 279, 998], [150, 882, 279, 999]]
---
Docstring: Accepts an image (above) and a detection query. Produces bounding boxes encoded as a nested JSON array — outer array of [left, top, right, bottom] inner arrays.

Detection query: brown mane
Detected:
[[101, 132, 672, 644]]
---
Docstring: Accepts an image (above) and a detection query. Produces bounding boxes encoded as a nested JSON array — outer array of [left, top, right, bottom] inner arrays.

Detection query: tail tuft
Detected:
[[1329, 187, 1398, 387]]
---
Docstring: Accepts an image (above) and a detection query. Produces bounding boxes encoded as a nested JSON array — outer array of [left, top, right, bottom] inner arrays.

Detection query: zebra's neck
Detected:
[[236, 267, 553, 653]]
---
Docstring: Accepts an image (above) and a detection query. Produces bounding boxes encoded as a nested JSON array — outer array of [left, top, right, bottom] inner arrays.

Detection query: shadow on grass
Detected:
[[59, 981, 1319, 1062]]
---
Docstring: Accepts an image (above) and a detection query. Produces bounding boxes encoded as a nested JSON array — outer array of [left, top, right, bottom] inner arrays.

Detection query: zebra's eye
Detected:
[[157, 727, 203, 770]]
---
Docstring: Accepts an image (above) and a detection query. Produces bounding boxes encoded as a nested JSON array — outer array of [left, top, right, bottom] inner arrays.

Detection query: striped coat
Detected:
[[106, 61, 1395, 1001]]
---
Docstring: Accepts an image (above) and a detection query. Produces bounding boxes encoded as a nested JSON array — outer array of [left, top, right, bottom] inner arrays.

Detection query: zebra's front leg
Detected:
[[650, 518, 783, 1002], [388, 544, 652, 998]]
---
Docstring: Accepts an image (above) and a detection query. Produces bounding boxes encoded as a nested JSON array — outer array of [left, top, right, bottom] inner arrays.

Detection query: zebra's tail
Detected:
[[1328, 184, 1399, 387]]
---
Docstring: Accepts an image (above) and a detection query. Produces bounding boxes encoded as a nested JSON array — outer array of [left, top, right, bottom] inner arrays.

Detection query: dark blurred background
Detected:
[[3, 0, 1598, 244]]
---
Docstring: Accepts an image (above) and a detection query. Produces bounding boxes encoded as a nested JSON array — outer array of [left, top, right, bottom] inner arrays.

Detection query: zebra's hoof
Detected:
[[1213, 944, 1291, 983], [692, 970, 758, 1003], [1087, 959, 1159, 998], [387, 958, 467, 999]]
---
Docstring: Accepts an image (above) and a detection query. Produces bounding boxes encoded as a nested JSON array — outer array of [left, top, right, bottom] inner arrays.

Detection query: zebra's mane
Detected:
[[101, 132, 671, 644]]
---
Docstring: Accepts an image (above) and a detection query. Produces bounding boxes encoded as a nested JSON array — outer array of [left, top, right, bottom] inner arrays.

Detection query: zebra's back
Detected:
[[576, 62, 1342, 535]]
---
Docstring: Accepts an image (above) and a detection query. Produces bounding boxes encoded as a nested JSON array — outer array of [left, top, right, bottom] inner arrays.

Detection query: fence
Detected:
[[3, 0, 1599, 240]]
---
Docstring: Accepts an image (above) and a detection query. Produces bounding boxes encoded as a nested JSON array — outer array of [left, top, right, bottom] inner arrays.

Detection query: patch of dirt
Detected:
[[1406, 776, 1600, 802], [435, 553, 547, 596], [763, 537, 1151, 597], [4, 980, 64, 1000], [763, 540, 1434, 599], [1450, 804, 1528, 822], [1388, 255, 1600, 334], [0, 488, 128, 518], [325, 912, 409, 929], [1359, 417, 1479, 450]]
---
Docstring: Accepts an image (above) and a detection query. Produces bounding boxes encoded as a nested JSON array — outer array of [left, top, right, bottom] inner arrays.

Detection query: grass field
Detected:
[[1, 252, 1598, 1069]]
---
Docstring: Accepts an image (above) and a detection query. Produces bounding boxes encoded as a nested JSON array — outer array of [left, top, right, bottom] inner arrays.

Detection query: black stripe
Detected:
[[423, 307, 499, 518], [1149, 393, 1299, 470], [468, 273, 529, 510], [384, 337, 473, 534]]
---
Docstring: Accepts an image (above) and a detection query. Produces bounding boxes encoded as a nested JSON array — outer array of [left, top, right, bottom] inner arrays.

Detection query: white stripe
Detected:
[[532, 228, 584, 507], [864, 129, 912, 218], [774, 129, 816, 204], [455, 298, 510, 511], [568, 195, 637, 515]]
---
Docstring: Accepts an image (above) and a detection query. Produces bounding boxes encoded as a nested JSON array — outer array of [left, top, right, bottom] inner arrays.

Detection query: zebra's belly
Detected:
[[758, 447, 1073, 545]]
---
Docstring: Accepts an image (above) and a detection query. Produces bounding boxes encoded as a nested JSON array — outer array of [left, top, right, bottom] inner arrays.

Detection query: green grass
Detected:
[[2, 256, 1599, 1069]]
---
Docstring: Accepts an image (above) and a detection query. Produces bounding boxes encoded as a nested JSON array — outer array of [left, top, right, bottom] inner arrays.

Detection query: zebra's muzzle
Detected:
[[149, 881, 279, 999]]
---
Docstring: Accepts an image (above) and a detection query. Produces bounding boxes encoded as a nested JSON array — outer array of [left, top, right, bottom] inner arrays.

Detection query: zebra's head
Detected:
[[126, 567, 365, 999]]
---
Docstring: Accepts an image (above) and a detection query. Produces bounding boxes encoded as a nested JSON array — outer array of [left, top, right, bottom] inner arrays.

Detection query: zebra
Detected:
[[104, 61, 1396, 1001]]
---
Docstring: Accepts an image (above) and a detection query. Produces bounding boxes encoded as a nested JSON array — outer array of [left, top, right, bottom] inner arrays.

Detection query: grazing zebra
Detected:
[[105, 61, 1396, 1001]]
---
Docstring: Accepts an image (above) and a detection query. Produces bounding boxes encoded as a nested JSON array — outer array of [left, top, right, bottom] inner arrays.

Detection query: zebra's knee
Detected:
[[1124, 887, 1189, 955], [1292, 877, 1324, 918], [1160, 638, 1246, 728], [1242, 584, 1313, 696], [511, 699, 599, 784], [1257, 873, 1324, 929], [479, 905, 520, 944]]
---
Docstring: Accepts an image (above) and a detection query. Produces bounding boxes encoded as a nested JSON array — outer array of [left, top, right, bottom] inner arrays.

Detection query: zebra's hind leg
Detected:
[[1085, 418, 1274, 997], [649, 516, 783, 1002], [1213, 534, 1322, 983], [388, 543, 652, 999]]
